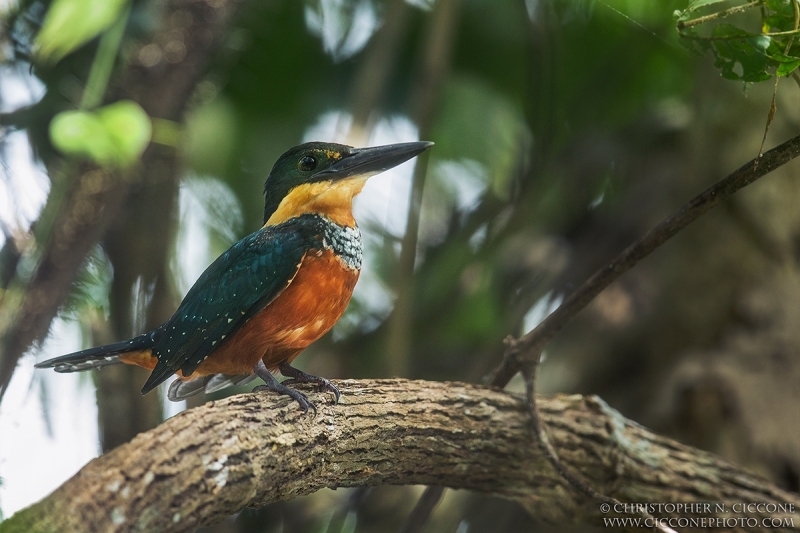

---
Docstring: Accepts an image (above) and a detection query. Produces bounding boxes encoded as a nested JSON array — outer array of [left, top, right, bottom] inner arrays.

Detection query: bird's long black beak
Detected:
[[316, 141, 433, 181]]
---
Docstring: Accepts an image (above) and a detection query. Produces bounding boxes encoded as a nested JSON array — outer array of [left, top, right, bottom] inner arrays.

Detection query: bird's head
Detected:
[[262, 141, 433, 227]]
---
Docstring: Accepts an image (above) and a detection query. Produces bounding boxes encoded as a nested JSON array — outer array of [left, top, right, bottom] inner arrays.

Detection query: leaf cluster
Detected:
[[677, 0, 800, 82]]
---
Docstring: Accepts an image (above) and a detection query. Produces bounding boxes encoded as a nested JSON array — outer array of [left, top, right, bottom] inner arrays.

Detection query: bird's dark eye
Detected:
[[298, 155, 317, 171]]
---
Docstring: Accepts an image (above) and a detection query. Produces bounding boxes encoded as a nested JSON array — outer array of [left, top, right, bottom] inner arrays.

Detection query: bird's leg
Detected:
[[278, 361, 341, 404], [252, 360, 316, 414]]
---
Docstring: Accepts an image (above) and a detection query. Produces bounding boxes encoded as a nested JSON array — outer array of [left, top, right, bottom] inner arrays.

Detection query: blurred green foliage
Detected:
[[678, 0, 800, 82], [34, 0, 128, 63], [49, 101, 152, 166]]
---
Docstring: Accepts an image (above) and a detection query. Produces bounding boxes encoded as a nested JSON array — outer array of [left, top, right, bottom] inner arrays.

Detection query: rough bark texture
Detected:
[[2, 380, 798, 533]]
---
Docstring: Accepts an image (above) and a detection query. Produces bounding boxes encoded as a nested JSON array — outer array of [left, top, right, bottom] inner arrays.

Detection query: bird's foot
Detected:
[[253, 361, 316, 415], [278, 362, 340, 404], [252, 383, 316, 415]]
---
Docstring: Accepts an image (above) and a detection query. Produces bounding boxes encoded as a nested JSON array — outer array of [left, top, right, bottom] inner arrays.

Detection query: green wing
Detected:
[[141, 219, 320, 394]]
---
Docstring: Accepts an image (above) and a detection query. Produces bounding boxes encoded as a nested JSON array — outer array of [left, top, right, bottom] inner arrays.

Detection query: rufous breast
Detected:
[[188, 248, 360, 377]]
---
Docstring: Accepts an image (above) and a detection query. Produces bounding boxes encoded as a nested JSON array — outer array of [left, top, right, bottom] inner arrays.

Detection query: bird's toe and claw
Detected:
[[278, 361, 341, 403], [253, 360, 335, 415], [252, 381, 316, 415]]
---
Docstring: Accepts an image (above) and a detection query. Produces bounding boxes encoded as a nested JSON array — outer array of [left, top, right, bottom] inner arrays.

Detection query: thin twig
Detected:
[[676, 0, 761, 30], [757, 0, 798, 160], [79, 4, 130, 110], [487, 131, 800, 388], [679, 27, 800, 41], [520, 362, 678, 533], [759, 80, 780, 160], [481, 131, 800, 528], [410, 50, 800, 533], [519, 360, 603, 501], [407, 107, 800, 533]]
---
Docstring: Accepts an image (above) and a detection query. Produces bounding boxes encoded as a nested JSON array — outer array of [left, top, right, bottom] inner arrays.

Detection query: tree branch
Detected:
[[2, 380, 797, 533], [478, 132, 800, 524], [488, 131, 800, 387]]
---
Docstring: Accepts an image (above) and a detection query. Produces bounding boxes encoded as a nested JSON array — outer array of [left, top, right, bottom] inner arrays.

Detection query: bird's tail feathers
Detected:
[[35, 334, 154, 373], [167, 373, 256, 401]]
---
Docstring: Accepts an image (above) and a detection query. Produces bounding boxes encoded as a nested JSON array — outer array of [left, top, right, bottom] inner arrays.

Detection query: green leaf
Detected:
[[764, 0, 797, 15], [712, 22, 758, 39], [49, 101, 151, 167], [50, 110, 117, 162], [34, 0, 128, 64], [709, 24, 775, 82], [775, 55, 800, 76], [761, 29, 800, 76], [764, 0, 800, 34], [678, 0, 736, 22], [96, 100, 152, 164], [678, 26, 713, 56]]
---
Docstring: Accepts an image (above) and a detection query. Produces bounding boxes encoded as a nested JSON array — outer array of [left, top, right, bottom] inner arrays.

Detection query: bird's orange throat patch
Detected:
[[265, 177, 368, 227]]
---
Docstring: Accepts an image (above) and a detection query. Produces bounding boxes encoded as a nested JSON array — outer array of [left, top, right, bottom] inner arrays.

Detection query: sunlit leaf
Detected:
[[49, 110, 117, 162], [96, 100, 152, 164], [34, 0, 128, 63], [49, 100, 151, 167]]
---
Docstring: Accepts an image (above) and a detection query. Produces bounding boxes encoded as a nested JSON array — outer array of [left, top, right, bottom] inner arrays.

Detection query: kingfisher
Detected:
[[36, 141, 432, 412]]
